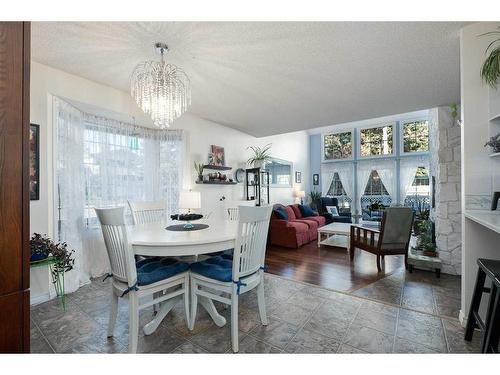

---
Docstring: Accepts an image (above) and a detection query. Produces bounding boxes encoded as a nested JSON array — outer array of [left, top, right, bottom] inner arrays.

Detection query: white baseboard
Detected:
[[30, 292, 52, 306], [459, 309, 467, 327]]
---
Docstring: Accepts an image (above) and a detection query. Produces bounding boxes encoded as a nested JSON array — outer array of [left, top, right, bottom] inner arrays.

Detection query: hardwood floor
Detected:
[[265, 241, 404, 293]]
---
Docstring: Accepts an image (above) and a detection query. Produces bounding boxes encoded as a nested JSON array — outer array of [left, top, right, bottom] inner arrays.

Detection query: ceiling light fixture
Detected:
[[130, 42, 191, 128]]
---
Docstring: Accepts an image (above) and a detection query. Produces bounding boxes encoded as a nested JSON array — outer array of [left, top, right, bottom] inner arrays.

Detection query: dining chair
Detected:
[[128, 200, 166, 225], [188, 205, 273, 352], [349, 207, 414, 272], [95, 206, 190, 353]]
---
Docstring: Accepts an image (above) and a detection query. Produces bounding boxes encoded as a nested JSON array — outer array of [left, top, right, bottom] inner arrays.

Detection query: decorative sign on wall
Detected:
[[30, 123, 40, 200], [295, 171, 302, 183], [313, 173, 319, 186]]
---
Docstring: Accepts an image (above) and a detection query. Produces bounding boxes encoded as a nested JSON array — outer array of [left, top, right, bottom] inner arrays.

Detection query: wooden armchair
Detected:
[[349, 207, 414, 272]]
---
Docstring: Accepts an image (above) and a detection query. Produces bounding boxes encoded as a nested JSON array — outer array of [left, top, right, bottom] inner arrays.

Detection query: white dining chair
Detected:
[[95, 206, 190, 353], [128, 200, 166, 225], [189, 205, 273, 352]]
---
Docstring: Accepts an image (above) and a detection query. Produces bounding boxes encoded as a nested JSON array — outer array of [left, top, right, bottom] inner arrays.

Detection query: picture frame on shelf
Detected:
[[295, 171, 302, 183], [30, 123, 40, 200], [209, 145, 225, 167]]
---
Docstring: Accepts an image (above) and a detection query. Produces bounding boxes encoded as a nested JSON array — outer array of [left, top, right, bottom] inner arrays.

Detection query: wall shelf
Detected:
[[489, 152, 500, 158], [195, 181, 237, 185], [203, 165, 232, 171]]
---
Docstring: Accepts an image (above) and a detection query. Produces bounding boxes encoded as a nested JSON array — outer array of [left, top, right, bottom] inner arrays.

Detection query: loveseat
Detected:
[[270, 203, 326, 248]]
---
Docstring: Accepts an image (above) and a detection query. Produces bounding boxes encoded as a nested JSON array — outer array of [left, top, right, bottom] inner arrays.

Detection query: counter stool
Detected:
[[464, 258, 500, 353]]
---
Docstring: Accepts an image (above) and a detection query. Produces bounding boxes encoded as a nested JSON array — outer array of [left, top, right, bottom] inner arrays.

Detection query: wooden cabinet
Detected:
[[0, 22, 30, 353]]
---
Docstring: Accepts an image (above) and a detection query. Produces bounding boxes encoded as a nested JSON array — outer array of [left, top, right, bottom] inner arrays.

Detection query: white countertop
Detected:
[[464, 210, 500, 235]]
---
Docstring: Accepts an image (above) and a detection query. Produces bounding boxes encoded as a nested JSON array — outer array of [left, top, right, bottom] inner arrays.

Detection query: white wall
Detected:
[[460, 22, 500, 324], [29, 61, 309, 304]]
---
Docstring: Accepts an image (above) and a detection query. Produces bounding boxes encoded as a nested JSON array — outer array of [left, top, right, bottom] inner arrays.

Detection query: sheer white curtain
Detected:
[[55, 97, 185, 283], [356, 159, 396, 210], [320, 163, 354, 200], [54, 97, 87, 293], [399, 156, 429, 204], [321, 168, 336, 196]]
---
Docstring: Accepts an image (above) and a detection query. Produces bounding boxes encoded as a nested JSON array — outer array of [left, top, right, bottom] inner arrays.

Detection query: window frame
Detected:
[[321, 129, 354, 163], [399, 118, 431, 156], [357, 122, 395, 160]]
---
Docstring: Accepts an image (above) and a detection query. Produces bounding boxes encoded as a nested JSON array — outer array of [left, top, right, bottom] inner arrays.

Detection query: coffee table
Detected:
[[318, 221, 379, 249]]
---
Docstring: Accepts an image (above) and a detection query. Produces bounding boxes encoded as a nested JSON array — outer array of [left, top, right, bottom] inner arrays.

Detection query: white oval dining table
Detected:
[[128, 219, 238, 334]]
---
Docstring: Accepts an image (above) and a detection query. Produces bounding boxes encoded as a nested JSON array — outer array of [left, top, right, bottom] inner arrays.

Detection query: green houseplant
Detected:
[[485, 133, 500, 153], [309, 191, 321, 210], [247, 143, 272, 168], [30, 233, 75, 300], [480, 27, 500, 88], [415, 220, 437, 257], [194, 162, 204, 182]]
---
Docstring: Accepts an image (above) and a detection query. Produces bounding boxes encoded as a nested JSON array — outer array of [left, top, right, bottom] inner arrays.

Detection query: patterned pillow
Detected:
[[326, 205, 340, 216]]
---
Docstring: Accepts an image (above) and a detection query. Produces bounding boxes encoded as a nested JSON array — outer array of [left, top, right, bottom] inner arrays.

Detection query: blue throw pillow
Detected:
[[299, 204, 316, 217], [273, 207, 288, 220]]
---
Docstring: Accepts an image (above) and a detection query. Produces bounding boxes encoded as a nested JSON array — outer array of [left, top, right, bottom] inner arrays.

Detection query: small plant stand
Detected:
[[408, 247, 442, 278], [30, 256, 66, 309]]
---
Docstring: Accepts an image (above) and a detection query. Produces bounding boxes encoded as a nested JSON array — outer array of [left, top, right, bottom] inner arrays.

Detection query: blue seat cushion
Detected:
[[136, 257, 189, 286], [190, 255, 233, 282]]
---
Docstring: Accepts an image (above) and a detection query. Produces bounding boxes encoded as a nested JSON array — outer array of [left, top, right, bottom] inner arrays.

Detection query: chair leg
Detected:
[[183, 274, 190, 329], [128, 291, 139, 353], [107, 288, 119, 338], [482, 284, 498, 352], [376, 255, 382, 272], [404, 253, 408, 270], [485, 287, 500, 353], [257, 273, 268, 326], [231, 287, 239, 353], [189, 278, 198, 331], [465, 268, 486, 341]]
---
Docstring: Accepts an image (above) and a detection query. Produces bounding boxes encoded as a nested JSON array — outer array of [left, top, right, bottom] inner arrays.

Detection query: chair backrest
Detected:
[[319, 197, 339, 214], [95, 207, 136, 284], [128, 200, 166, 225], [224, 200, 254, 221], [232, 205, 273, 280], [379, 207, 414, 248], [227, 207, 239, 221]]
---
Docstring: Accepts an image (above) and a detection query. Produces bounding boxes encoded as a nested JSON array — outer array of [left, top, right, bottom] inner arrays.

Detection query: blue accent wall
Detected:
[[309, 134, 321, 193]]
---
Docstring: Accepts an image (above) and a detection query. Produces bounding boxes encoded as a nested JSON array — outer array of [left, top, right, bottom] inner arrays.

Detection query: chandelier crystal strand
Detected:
[[130, 43, 191, 128]]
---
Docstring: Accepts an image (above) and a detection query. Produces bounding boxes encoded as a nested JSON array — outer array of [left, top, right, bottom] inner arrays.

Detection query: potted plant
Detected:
[[30, 233, 75, 298], [247, 143, 272, 168], [415, 220, 438, 257], [413, 208, 430, 236], [194, 162, 204, 182], [480, 27, 500, 88], [309, 191, 321, 210], [485, 133, 500, 153]]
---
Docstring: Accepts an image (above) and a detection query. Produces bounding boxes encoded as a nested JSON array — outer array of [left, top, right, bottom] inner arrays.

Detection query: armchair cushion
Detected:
[[190, 256, 233, 282], [136, 257, 190, 286]]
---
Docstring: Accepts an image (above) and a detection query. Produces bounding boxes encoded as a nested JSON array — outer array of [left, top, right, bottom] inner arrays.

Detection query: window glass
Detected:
[[403, 120, 429, 153], [404, 166, 431, 211], [324, 132, 353, 160], [326, 172, 352, 213], [360, 125, 393, 157]]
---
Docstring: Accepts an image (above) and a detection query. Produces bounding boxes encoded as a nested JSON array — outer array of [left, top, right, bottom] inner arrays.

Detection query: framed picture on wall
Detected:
[[295, 171, 302, 183], [209, 145, 225, 166], [29, 123, 40, 201], [313, 173, 319, 185]]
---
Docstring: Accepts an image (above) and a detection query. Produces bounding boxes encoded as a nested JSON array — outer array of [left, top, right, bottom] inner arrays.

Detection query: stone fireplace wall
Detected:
[[429, 106, 462, 275]]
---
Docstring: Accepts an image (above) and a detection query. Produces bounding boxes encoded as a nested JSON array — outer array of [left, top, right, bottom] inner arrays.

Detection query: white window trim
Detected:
[[399, 118, 431, 156], [321, 129, 354, 163], [357, 122, 396, 160]]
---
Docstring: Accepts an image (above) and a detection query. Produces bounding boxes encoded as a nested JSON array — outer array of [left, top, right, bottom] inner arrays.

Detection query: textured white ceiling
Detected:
[[32, 22, 465, 137]]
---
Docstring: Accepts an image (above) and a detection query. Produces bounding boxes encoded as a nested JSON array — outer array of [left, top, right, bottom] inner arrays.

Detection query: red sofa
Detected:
[[270, 204, 326, 248]]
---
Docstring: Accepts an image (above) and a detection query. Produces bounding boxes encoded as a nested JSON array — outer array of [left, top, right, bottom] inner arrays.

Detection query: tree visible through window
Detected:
[[324, 132, 352, 160], [360, 125, 393, 157], [403, 120, 429, 153]]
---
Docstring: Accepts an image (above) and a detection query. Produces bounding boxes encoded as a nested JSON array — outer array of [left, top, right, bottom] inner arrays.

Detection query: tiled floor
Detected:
[[30, 270, 481, 354]]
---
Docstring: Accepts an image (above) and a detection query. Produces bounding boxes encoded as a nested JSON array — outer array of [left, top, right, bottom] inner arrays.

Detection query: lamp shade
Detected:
[[295, 190, 306, 198], [179, 190, 201, 210]]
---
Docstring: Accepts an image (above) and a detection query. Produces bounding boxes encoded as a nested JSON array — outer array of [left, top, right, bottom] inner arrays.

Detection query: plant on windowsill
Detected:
[[247, 143, 272, 169], [414, 220, 438, 257], [194, 162, 204, 182], [480, 27, 500, 89], [484, 133, 500, 153], [30, 233, 75, 300], [309, 190, 321, 210]]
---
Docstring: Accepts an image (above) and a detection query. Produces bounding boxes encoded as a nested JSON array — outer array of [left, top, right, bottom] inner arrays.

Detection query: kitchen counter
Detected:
[[464, 210, 500, 235]]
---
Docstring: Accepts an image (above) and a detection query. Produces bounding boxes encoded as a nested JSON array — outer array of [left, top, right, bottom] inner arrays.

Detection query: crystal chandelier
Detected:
[[130, 42, 191, 128]]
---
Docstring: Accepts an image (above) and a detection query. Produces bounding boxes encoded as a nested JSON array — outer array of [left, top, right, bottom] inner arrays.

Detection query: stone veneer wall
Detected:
[[429, 107, 462, 275]]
